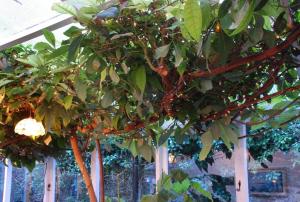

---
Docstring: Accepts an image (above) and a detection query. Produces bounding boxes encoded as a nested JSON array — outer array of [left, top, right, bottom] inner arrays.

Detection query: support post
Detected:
[[234, 124, 250, 202], [155, 143, 168, 185], [91, 149, 100, 201], [3, 159, 12, 202], [43, 157, 56, 202]]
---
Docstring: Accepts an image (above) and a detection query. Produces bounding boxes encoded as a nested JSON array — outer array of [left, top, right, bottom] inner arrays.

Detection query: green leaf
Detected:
[[174, 46, 183, 67], [218, 0, 232, 18], [109, 67, 120, 84], [129, 140, 138, 157], [99, 68, 107, 89], [63, 95, 73, 110], [17, 55, 44, 67], [121, 62, 129, 74], [171, 169, 189, 182], [141, 195, 157, 202], [172, 179, 190, 194], [155, 44, 170, 59], [133, 67, 146, 94], [229, 1, 255, 36], [0, 87, 5, 104], [199, 130, 213, 160], [200, 79, 213, 93], [52, 2, 77, 16], [183, 0, 202, 41], [42, 29, 56, 47], [180, 24, 193, 40], [34, 42, 53, 51], [139, 144, 153, 162], [68, 35, 83, 63], [157, 173, 172, 191], [177, 62, 186, 76], [64, 26, 82, 37], [74, 79, 87, 102], [101, 90, 113, 108], [191, 181, 212, 200], [112, 116, 119, 129], [48, 45, 68, 59], [223, 124, 238, 145]]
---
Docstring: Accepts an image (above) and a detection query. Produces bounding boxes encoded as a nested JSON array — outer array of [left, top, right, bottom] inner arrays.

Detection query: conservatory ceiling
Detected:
[[0, 0, 80, 49]]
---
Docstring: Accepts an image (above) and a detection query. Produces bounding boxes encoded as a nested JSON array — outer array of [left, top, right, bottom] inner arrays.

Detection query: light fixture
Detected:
[[14, 118, 46, 136]]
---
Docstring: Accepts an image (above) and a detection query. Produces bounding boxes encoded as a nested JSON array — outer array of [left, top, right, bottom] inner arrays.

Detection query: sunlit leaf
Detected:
[[184, 0, 202, 41]]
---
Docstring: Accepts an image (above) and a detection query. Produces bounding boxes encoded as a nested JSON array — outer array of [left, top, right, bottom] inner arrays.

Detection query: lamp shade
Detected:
[[14, 118, 46, 136]]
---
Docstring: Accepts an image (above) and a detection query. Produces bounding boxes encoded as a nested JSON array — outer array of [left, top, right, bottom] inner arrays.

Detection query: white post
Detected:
[[3, 159, 12, 202], [155, 143, 168, 185], [234, 124, 250, 202], [91, 149, 100, 201], [43, 157, 56, 202]]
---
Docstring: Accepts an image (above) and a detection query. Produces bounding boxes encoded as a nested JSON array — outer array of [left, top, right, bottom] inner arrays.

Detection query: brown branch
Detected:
[[279, 114, 300, 126], [204, 84, 300, 121], [139, 40, 157, 72], [247, 59, 283, 101], [235, 97, 300, 126], [189, 25, 300, 78], [0, 136, 29, 149], [70, 136, 97, 202]]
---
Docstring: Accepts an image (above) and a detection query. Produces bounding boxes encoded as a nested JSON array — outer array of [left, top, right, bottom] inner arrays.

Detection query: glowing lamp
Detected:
[[14, 118, 46, 136]]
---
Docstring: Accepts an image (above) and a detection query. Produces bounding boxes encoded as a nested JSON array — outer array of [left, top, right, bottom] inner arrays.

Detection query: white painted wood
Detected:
[[234, 124, 250, 202], [155, 143, 169, 185], [0, 15, 73, 51], [2, 159, 12, 202], [43, 158, 56, 202], [91, 149, 100, 202]]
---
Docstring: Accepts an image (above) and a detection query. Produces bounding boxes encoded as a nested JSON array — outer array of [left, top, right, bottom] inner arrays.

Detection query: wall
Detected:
[[207, 151, 300, 202]]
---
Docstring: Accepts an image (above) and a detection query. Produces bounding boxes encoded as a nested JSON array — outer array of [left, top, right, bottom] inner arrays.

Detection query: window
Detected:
[[249, 169, 287, 196]]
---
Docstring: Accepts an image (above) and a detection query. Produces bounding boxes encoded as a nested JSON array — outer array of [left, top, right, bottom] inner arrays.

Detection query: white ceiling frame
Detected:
[[0, 0, 122, 51], [0, 15, 73, 51]]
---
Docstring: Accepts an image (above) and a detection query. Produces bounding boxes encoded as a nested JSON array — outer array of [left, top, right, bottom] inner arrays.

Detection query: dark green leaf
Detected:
[[68, 35, 83, 63]]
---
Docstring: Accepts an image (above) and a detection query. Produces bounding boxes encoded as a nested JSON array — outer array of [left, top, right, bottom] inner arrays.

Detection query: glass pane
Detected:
[[0, 163, 5, 202], [0, 0, 62, 39], [56, 170, 89, 202], [56, 152, 90, 202], [11, 167, 25, 202], [10, 163, 45, 202]]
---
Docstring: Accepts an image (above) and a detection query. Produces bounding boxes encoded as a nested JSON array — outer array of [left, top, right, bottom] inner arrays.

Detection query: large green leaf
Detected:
[[0, 87, 5, 104], [74, 79, 87, 102], [174, 46, 183, 67], [63, 95, 73, 110], [133, 67, 146, 94], [109, 67, 120, 84], [101, 90, 113, 108], [199, 130, 213, 160], [229, 1, 255, 36], [17, 55, 45, 67], [34, 42, 53, 51], [191, 181, 212, 200], [42, 29, 56, 47], [52, 2, 77, 16], [138, 144, 153, 162], [155, 44, 170, 59], [172, 179, 190, 194], [68, 35, 83, 63], [183, 0, 202, 41]]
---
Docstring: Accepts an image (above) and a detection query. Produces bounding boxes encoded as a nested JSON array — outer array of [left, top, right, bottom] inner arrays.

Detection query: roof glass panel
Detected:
[[0, 0, 62, 40]]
